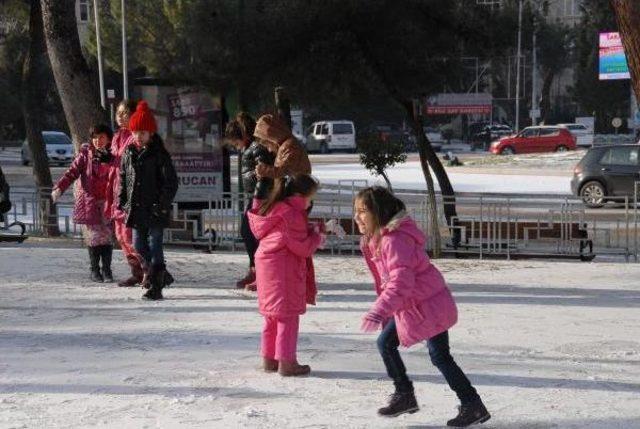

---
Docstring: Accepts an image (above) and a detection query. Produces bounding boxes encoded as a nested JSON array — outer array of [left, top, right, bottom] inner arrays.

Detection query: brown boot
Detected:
[[244, 280, 257, 292], [118, 255, 144, 287], [263, 357, 278, 373], [278, 361, 310, 377], [236, 267, 256, 289]]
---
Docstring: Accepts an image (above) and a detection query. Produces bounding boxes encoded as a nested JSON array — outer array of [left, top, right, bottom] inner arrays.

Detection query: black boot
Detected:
[[100, 245, 114, 283], [446, 400, 491, 427], [142, 264, 165, 300], [164, 269, 174, 287], [88, 247, 103, 283], [377, 388, 419, 417]]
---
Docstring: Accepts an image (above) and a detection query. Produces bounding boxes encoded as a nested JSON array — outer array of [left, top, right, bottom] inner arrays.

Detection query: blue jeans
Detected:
[[376, 320, 480, 404], [132, 226, 164, 269]]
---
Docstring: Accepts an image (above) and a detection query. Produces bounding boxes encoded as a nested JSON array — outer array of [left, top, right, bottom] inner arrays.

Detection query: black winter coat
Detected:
[[118, 135, 178, 228], [0, 165, 10, 222], [241, 140, 275, 199]]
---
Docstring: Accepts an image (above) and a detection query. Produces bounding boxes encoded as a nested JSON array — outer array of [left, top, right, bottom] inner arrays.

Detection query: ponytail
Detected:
[[259, 175, 319, 215]]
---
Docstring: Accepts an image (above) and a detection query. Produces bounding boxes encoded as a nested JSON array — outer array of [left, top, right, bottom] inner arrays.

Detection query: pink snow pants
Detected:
[[261, 315, 300, 362], [114, 219, 138, 260]]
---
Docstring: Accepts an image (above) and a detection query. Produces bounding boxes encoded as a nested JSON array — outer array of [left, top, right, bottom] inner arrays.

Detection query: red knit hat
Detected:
[[129, 101, 157, 133]]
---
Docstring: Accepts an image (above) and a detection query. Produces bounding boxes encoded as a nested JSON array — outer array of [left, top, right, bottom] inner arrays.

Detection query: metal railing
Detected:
[[4, 183, 639, 261]]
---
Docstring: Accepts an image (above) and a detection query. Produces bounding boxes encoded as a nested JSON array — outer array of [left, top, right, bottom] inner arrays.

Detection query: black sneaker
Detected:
[[377, 391, 419, 417], [447, 400, 491, 427]]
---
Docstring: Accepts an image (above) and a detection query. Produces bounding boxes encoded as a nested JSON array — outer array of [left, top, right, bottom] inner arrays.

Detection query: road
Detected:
[[1, 147, 635, 224]]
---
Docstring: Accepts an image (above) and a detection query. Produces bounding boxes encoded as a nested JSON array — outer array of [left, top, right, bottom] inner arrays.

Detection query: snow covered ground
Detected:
[[312, 161, 572, 195], [1, 242, 639, 428]]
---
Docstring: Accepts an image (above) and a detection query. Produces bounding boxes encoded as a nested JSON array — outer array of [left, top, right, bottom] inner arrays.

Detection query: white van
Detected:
[[305, 120, 356, 153]]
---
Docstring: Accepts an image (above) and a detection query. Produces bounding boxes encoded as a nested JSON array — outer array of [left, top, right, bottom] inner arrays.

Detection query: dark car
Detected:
[[571, 144, 640, 208]]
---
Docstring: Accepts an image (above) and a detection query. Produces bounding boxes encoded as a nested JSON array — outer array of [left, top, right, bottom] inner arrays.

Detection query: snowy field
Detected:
[[312, 161, 572, 195], [1, 243, 639, 428], [311, 151, 579, 195]]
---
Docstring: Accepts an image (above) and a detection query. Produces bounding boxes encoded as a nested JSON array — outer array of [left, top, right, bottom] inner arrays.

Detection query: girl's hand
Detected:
[[309, 221, 325, 235], [360, 311, 385, 332], [325, 219, 346, 239], [51, 188, 61, 203], [318, 233, 327, 250]]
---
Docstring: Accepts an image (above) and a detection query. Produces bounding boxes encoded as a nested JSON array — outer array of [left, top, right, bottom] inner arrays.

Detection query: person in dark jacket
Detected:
[[0, 165, 11, 222], [119, 101, 178, 300], [225, 112, 275, 291]]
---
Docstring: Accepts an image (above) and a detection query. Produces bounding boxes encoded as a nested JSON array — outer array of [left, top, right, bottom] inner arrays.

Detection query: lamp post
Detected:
[[515, 0, 523, 132], [121, 0, 128, 98], [93, 0, 105, 109]]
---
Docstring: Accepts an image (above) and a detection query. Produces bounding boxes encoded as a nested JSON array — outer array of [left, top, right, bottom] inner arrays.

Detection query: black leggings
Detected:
[[377, 320, 480, 404], [240, 204, 259, 267]]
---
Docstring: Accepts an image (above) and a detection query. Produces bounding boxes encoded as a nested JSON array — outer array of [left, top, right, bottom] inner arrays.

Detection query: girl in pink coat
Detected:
[[355, 187, 490, 428], [105, 99, 145, 287], [51, 124, 115, 283], [247, 175, 324, 377]]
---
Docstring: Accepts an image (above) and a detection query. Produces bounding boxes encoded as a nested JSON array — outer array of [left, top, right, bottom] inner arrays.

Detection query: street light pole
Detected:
[[531, 14, 538, 126], [515, 0, 523, 132], [93, 0, 105, 109], [121, 0, 128, 98]]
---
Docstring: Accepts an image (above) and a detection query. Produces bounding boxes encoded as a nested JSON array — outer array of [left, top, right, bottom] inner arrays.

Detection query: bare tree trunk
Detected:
[[40, 0, 105, 150], [22, 0, 59, 236], [274, 86, 292, 130], [403, 104, 442, 257], [611, 1, 640, 102], [379, 170, 393, 192], [539, 69, 554, 123]]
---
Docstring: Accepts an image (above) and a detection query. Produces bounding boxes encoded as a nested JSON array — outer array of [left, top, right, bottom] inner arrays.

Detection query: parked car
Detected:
[[558, 123, 594, 148], [471, 124, 513, 150], [21, 131, 74, 166], [571, 144, 640, 208], [490, 126, 576, 155], [305, 120, 356, 153]]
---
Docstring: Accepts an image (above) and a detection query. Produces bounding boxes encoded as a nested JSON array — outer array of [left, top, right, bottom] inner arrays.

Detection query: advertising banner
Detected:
[[425, 93, 492, 115], [599, 32, 630, 80], [164, 89, 223, 202]]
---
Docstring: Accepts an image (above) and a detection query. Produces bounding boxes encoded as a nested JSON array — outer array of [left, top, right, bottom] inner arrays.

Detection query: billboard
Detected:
[[164, 89, 224, 202], [424, 93, 492, 115], [599, 32, 630, 80]]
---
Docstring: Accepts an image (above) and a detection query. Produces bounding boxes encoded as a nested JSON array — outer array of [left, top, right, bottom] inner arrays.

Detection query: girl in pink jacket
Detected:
[[105, 99, 145, 287], [52, 124, 115, 283], [247, 175, 324, 377], [355, 187, 490, 428]]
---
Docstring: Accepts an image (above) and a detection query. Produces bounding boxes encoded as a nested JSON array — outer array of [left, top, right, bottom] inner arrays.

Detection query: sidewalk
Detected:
[[1, 244, 639, 428]]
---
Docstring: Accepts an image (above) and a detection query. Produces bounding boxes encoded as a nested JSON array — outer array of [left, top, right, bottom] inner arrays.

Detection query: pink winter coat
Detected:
[[247, 196, 322, 318], [104, 128, 133, 221], [362, 212, 458, 347], [55, 144, 113, 225]]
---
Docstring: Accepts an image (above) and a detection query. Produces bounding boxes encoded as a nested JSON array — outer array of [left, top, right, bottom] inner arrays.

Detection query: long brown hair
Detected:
[[259, 175, 319, 215], [354, 186, 406, 239]]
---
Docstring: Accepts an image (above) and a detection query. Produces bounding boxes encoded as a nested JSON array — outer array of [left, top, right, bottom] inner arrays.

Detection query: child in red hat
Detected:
[[118, 101, 179, 300]]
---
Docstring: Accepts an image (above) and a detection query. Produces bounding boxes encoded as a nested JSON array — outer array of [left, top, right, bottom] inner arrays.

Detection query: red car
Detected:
[[490, 126, 577, 155]]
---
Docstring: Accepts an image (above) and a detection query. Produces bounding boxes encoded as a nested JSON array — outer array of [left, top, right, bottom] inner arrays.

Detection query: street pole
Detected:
[[515, 0, 523, 132], [93, 0, 105, 109], [121, 0, 128, 98], [530, 13, 538, 126]]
